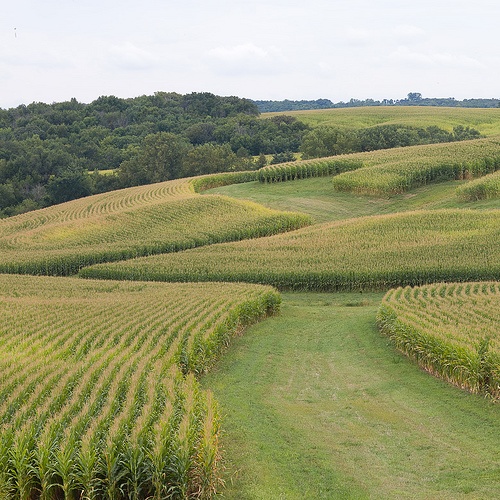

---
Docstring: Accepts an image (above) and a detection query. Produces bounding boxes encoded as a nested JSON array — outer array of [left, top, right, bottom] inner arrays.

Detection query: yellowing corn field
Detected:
[[0, 274, 280, 499], [80, 209, 500, 291], [377, 282, 500, 399], [0, 174, 310, 276]]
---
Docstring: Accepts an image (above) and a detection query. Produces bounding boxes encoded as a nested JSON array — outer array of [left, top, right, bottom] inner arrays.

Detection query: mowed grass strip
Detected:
[[0, 175, 311, 276], [203, 292, 500, 499], [206, 177, 500, 223], [80, 209, 500, 291], [0, 275, 280, 499], [378, 282, 500, 398]]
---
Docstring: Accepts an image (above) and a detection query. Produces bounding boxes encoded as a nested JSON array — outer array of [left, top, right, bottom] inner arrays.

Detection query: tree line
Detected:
[[254, 93, 500, 112], [299, 124, 481, 159]]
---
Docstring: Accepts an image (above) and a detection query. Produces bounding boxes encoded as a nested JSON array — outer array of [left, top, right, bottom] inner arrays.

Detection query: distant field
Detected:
[[378, 282, 500, 399], [0, 275, 279, 499], [0, 175, 310, 276], [79, 209, 500, 291], [263, 106, 500, 136]]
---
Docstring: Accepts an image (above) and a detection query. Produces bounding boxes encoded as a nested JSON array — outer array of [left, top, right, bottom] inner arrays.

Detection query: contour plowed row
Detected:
[[0, 174, 311, 275], [80, 209, 500, 291]]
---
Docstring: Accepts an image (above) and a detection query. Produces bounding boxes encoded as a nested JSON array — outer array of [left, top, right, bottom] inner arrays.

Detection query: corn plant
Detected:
[[0, 176, 311, 276], [456, 169, 500, 201], [0, 275, 281, 499], [377, 281, 500, 398]]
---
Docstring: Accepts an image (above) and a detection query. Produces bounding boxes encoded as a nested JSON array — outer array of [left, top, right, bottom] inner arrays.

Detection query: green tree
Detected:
[[270, 151, 296, 164], [300, 127, 358, 159], [45, 166, 92, 204], [119, 132, 192, 186], [182, 143, 238, 177]]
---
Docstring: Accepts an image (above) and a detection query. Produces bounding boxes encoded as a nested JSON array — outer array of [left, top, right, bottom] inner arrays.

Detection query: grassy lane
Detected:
[[206, 178, 500, 223], [203, 292, 500, 499]]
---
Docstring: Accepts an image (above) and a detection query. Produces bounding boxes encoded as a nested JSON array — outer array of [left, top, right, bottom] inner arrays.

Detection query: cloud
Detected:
[[0, 42, 73, 70], [388, 46, 485, 69], [392, 24, 426, 40], [207, 43, 286, 75], [343, 28, 378, 47], [107, 42, 160, 70], [342, 24, 425, 48]]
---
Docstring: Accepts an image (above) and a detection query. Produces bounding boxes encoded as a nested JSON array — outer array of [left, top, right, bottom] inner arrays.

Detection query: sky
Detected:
[[1, 0, 499, 109]]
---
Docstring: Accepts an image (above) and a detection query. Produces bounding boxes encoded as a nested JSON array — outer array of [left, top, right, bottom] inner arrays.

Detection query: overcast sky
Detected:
[[1, 0, 499, 108]]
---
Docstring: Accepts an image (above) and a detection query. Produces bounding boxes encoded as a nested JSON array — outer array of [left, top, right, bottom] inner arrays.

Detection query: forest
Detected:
[[0, 91, 482, 217]]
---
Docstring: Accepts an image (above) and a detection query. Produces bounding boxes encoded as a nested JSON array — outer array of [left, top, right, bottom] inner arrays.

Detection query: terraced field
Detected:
[[0, 175, 310, 275], [0, 275, 279, 499], [1, 107, 500, 499], [259, 135, 500, 195], [80, 209, 500, 291]]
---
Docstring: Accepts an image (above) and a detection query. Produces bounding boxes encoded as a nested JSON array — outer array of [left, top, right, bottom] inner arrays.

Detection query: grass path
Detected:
[[203, 292, 500, 499], [207, 178, 500, 223]]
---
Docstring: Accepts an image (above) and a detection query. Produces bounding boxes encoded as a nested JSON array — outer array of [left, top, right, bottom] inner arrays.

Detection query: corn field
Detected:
[[256, 136, 500, 195], [377, 282, 500, 399], [80, 209, 500, 291], [456, 169, 500, 201], [0, 275, 280, 499], [257, 158, 363, 182], [331, 136, 500, 195], [0, 174, 311, 276]]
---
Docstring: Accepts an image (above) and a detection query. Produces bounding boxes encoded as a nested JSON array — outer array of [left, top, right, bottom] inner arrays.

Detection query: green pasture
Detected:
[[264, 106, 500, 136]]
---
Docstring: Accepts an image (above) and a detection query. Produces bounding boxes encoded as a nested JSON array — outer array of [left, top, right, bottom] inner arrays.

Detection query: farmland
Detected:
[[0, 275, 279, 499], [1, 105, 500, 498], [456, 169, 500, 201], [80, 209, 500, 291], [258, 135, 500, 195], [204, 292, 500, 499], [378, 282, 500, 398], [264, 106, 500, 136], [0, 174, 310, 276]]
